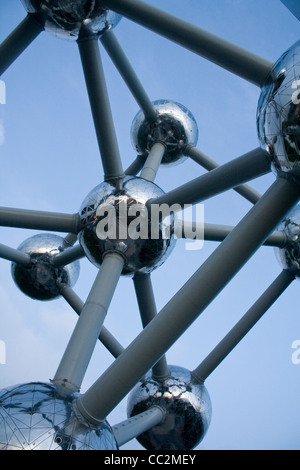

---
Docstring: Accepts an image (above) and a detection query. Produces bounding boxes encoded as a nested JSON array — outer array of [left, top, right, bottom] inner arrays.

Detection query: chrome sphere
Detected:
[[275, 204, 300, 277], [78, 176, 176, 276], [20, 0, 122, 40], [127, 365, 212, 450], [0, 382, 118, 450], [131, 100, 198, 167], [257, 40, 300, 173], [11, 233, 80, 301]]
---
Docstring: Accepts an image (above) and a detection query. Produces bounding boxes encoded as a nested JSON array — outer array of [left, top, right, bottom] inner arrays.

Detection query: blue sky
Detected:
[[0, 0, 299, 450]]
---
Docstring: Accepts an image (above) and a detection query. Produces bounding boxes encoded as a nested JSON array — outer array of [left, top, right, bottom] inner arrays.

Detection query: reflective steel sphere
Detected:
[[11, 234, 80, 301], [78, 176, 176, 276], [127, 365, 212, 450], [257, 40, 300, 173], [20, 0, 122, 40], [131, 100, 198, 167], [0, 382, 118, 450], [275, 204, 300, 277]]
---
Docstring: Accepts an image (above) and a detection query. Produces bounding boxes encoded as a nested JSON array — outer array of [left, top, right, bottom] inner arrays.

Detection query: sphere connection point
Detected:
[[0, 382, 118, 450], [131, 100, 199, 167], [127, 365, 212, 450], [78, 176, 176, 276], [20, 0, 122, 40], [257, 39, 300, 174], [275, 204, 300, 277], [11, 234, 80, 301]]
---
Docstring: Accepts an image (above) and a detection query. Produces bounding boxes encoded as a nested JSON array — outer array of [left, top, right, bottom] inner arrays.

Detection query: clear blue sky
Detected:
[[0, 0, 299, 450]]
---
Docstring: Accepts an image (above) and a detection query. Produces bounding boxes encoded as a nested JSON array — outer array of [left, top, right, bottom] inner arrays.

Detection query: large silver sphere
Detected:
[[131, 100, 198, 167], [275, 204, 300, 277], [257, 40, 300, 173], [11, 234, 80, 301], [78, 176, 176, 276], [127, 365, 212, 450], [20, 0, 122, 40], [0, 382, 118, 450]]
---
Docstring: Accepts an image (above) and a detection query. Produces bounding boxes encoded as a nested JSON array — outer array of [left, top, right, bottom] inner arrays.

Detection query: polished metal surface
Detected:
[[257, 40, 300, 173], [131, 100, 198, 167], [78, 176, 176, 275], [21, 0, 122, 40], [0, 382, 118, 450], [275, 204, 300, 276], [11, 233, 80, 301], [127, 365, 211, 450]]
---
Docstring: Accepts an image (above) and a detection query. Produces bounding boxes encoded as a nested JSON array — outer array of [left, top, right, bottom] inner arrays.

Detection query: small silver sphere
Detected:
[[20, 0, 122, 40], [257, 40, 300, 173], [11, 234, 80, 301], [131, 100, 198, 167], [78, 176, 176, 276], [275, 204, 300, 277], [127, 365, 212, 450], [0, 382, 118, 450]]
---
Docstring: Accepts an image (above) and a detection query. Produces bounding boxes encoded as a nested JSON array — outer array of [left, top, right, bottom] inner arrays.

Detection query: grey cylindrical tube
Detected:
[[103, 0, 273, 87], [193, 269, 295, 382], [53, 253, 124, 393], [75, 176, 300, 424], [0, 14, 43, 76]]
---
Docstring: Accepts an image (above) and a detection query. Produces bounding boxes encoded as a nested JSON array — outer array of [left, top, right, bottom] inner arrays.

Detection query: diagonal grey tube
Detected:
[[78, 35, 124, 180], [112, 406, 165, 447], [0, 207, 81, 234], [59, 284, 124, 359], [0, 14, 43, 76], [192, 269, 295, 383], [52, 244, 85, 268], [153, 148, 271, 208], [0, 243, 31, 266], [53, 252, 124, 394], [179, 222, 287, 248], [100, 31, 157, 122], [125, 155, 146, 176], [103, 0, 273, 87], [75, 175, 300, 425], [184, 145, 262, 205]]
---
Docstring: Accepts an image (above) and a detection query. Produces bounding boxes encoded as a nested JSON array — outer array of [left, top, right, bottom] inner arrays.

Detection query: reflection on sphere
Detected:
[[127, 365, 212, 450], [257, 40, 300, 173], [78, 176, 176, 276], [21, 0, 122, 40], [0, 382, 118, 450], [11, 233, 80, 301], [275, 204, 300, 277], [131, 100, 198, 167]]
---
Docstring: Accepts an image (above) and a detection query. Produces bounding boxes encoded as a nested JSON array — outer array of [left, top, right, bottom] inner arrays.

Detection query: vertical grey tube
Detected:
[[134, 274, 170, 381], [53, 253, 124, 393], [78, 35, 124, 180], [192, 270, 295, 383], [140, 143, 165, 182], [76, 176, 300, 424]]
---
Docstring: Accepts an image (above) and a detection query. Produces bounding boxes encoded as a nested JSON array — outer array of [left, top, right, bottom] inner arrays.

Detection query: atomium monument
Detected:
[[0, 0, 299, 451]]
